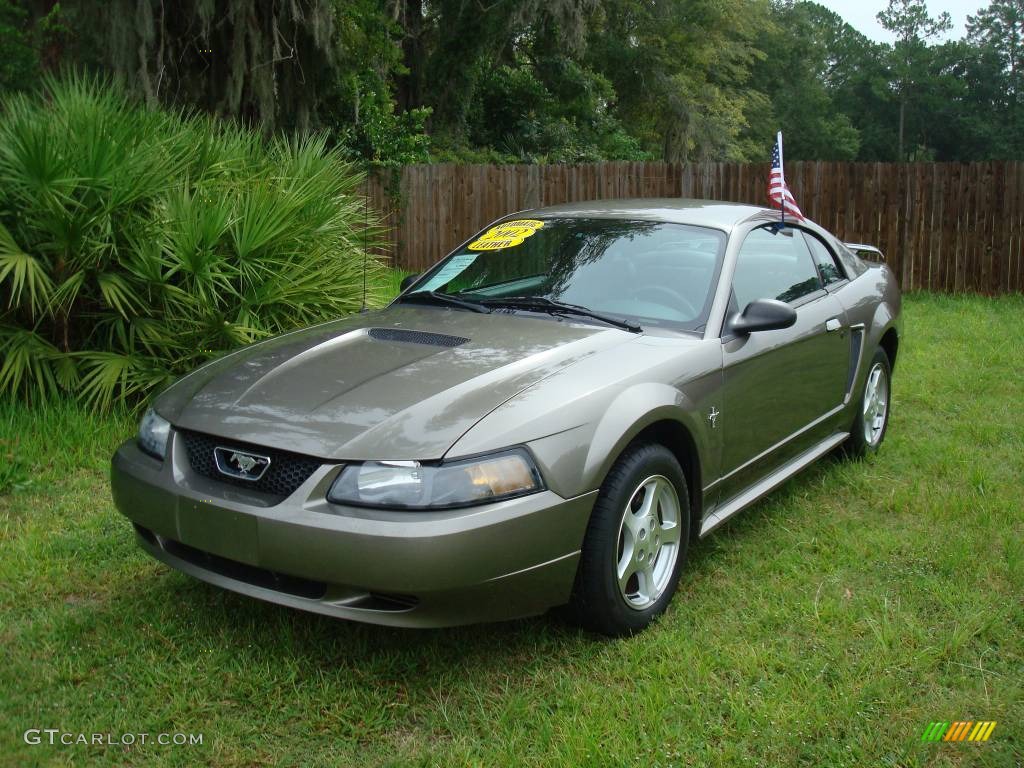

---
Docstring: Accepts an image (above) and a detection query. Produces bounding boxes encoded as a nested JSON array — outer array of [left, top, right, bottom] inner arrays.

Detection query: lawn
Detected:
[[1, 293, 1021, 767]]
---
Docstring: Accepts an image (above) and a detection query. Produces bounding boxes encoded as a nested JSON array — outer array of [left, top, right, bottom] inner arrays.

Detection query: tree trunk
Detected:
[[396, 0, 425, 112], [31, 0, 64, 70]]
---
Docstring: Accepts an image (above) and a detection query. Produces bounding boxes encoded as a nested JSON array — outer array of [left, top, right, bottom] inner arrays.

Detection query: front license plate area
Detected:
[[176, 498, 259, 565]]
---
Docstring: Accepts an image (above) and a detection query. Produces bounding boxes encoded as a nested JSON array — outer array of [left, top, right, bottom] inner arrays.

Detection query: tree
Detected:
[[968, 0, 1024, 149], [0, 1, 37, 93], [63, 0, 345, 134], [803, 2, 896, 161], [744, 2, 860, 161], [969, 0, 1024, 91], [429, 0, 600, 142], [585, 0, 771, 162], [877, 0, 952, 160], [0, 0, 66, 95], [6, 0, 1024, 166]]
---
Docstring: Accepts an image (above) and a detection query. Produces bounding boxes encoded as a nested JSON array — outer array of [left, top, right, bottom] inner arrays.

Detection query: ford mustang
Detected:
[[111, 199, 901, 636]]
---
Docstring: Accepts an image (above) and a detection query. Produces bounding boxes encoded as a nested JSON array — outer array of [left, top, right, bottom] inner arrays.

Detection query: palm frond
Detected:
[[96, 272, 145, 319], [74, 351, 174, 412], [0, 75, 387, 410], [0, 223, 53, 317], [0, 326, 65, 401], [48, 270, 86, 316]]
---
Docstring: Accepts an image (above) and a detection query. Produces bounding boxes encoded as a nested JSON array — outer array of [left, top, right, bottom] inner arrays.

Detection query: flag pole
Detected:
[[777, 130, 785, 227]]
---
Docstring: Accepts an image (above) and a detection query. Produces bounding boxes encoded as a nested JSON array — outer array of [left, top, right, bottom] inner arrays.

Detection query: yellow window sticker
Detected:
[[468, 219, 544, 251]]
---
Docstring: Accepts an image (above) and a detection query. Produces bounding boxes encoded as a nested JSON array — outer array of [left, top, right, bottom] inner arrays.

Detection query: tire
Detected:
[[844, 346, 892, 458], [568, 443, 690, 637]]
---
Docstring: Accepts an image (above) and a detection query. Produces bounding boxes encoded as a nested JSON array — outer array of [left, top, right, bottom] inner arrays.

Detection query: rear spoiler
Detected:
[[844, 243, 885, 262]]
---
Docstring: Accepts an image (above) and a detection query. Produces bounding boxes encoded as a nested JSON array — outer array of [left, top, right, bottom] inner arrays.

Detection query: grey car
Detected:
[[111, 199, 901, 636]]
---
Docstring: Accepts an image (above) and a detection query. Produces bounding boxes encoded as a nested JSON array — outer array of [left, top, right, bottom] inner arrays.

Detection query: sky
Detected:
[[815, 0, 982, 43]]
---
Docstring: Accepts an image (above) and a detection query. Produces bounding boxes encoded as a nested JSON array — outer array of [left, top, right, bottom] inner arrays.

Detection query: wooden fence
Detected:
[[361, 161, 1024, 294]]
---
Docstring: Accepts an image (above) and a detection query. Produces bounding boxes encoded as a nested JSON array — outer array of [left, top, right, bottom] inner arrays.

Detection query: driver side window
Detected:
[[732, 226, 823, 309]]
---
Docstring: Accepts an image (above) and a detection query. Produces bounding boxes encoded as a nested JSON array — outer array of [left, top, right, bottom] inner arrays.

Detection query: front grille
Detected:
[[179, 429, 323, 498]]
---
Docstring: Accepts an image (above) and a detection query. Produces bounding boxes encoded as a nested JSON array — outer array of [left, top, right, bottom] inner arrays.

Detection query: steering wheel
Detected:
[[632, 286, 698, 319]]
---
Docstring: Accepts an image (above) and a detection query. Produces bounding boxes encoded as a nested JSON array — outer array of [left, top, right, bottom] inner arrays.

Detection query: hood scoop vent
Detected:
[[368, 328, 469, 348]]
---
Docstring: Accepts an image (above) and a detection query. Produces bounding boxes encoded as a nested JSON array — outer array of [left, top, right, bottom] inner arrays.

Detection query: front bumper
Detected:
[[111, 433, 596, 628]]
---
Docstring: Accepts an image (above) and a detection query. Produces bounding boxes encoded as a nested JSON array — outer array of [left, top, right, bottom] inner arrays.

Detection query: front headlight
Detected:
[[326, 449, 544, 509], [137, 408, 171, 460]]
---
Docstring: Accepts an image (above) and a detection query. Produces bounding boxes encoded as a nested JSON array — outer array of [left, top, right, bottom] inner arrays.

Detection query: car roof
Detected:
[[521, 198, 781, 232]]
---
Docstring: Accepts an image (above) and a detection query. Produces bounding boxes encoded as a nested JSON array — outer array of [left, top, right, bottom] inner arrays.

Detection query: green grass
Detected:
[[383, 268, 415, 298], [1, 293, 1021, 767]]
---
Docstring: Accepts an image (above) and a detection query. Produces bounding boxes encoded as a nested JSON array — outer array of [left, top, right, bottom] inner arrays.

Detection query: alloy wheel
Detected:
[[615, 475, 682, 610], [862, 362, 889, 447]]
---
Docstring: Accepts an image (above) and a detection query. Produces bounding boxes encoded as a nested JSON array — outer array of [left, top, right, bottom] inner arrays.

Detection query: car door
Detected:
[[715, 225, 849, 503]]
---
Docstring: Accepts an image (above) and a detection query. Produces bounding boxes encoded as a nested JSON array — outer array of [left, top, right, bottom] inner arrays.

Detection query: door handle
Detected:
[[825, 318, 843, 332]]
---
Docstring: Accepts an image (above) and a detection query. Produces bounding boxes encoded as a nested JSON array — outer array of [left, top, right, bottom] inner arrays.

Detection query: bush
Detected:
[[0, 75, 388, 410]]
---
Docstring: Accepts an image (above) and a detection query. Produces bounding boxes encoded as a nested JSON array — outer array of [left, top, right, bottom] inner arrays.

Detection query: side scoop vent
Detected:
[[368, 328, 469, 348]]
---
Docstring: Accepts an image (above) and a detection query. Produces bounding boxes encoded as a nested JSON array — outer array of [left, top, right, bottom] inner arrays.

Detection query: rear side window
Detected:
[[803, 232, 845, 285], [732, 226, 823, 308]]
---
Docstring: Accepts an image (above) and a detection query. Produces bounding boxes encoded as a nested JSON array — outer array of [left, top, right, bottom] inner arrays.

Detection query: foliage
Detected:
[[0, 1, 36, 93], [585, 0, 772, 162], [419, 0, 599, 132], [338, 92, 432, 168], [5, 1, 1024, 166], [805, 4, 900, 162], [0, 0, 65, 94], [744, 2, 861, 160], [877, 0, 953, 160], [966, 0, 1024, 157], [329, 0, 433, 167], [0, 75, 388, 410], [459, 57, 647, 163], [63, 0, 338, 134]]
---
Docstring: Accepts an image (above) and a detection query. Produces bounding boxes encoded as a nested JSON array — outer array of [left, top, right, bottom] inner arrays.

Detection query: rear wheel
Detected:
[[844, 347, 892, 457], [568, 443, 689, 636]]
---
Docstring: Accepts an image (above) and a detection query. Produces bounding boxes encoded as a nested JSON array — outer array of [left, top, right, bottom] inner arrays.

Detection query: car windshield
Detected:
[[404, 217, 726, 332]]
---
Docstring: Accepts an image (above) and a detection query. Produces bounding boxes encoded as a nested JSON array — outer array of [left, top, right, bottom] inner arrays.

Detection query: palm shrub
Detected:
[[0, 75, 388, 410]]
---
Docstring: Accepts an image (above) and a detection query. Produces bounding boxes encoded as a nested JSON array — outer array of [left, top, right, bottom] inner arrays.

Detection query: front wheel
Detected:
[[844, 347, 892, 457], [568, 443, 689, 636]]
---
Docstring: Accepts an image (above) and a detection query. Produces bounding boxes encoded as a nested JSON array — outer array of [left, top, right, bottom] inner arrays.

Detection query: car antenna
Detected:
[[360, 190, 369, 313]]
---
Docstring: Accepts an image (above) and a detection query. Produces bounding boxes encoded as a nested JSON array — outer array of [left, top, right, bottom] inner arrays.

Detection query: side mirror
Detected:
[[399, 273, 420, 292], [729, 299, 797, 335]]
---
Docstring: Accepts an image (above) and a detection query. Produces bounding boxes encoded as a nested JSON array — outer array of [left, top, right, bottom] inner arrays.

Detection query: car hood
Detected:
[[155, 305, 634, 460]]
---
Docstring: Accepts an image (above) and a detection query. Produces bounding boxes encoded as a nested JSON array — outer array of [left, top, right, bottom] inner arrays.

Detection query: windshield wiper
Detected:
[[477, 296, 642, 333], [399, 290, 492, 314]]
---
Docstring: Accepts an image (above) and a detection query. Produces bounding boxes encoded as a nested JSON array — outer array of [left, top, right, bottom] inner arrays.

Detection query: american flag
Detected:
[[768, 131, 804, 222]]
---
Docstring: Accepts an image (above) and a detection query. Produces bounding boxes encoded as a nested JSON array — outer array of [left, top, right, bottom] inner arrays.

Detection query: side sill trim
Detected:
[[699, 431, 849, 538]]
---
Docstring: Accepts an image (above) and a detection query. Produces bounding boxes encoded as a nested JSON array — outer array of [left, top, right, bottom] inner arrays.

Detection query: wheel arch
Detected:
[[869, 263, 902, 373], [583, 384, 707, 539], [627, 420, 703, 538]]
